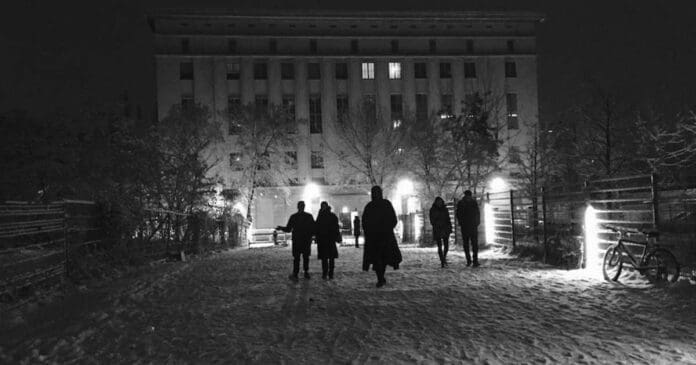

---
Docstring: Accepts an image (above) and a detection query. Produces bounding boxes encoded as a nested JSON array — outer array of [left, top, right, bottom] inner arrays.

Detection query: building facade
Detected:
[[148, 10, 543, 232]]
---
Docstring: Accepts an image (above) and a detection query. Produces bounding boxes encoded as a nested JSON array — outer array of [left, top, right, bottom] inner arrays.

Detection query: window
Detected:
[[228, 95, 241, 134], [336, 95, 349, 123], [281, 62, 294, 80], [361, 62, 374, 79], [505, 61, 517, 78], [310, 39, 317, 54], [429, 39, 437, 53], [181, 94, 193, 110], [181, 38, 190, 53], [335, 62, 348, 79], [230, 153, 243, 170], [509, 146, 522, 163], [388, 62, 401, 79], [507, 40, 515, 53], [439, 62, 451, 78], [441, 94, 453, 116], [255, 95, 268, 115], [414, 62, 427, 79], [391, 40, 399, 53], [506, 93, 519, 129], [416, 94, 428, 121], [390, 94, 403, 127], [309, 95, 322, 133], [269, 39, 277, 53], [464, 62, 476, 78], [285, 151, 298, 169], [363, 95, 376, 117], [228, 39, 237, 53], [179, 62, 193, 80], [226, 62, 240, 80], [466, 39, 474, 53], [282, 95, 296, 132], [308, 62, 321, 79], [311, 151, 324, 169], [351, 39, 359, 54], [254, 62, 267, 79]]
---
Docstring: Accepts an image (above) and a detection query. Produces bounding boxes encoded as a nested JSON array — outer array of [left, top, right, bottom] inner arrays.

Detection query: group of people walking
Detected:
[[277, 185, 480, 288]]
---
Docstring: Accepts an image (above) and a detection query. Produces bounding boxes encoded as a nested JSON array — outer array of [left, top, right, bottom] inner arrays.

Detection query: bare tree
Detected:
[[634, 110, 696, 182]]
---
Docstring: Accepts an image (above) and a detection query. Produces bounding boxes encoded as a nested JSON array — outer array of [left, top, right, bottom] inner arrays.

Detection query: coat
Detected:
[[361, 198, 402, 271], [315, 210, 340, 260], [429, 205, 452, 240], [279, 211, 315, 256], [353, 217, 361, 236], [456, 196, 480, 233]]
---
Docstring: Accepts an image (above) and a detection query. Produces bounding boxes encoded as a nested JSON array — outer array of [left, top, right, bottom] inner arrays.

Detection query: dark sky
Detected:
[[2, 1, 695, 122]]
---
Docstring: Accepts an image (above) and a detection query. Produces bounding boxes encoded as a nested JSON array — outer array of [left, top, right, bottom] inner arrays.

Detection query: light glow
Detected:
[[303, 182, 321, 215], [584, 205, 601, 273], [489, 177, 507, 193], [341, 206, 349, 214], [396, 179, 414, 197], [233, 202, 246, 218], [484, 203, 496, 245]]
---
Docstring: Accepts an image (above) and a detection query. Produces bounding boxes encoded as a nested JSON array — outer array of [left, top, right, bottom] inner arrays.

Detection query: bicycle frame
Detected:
[[614, 232, 654, 271]]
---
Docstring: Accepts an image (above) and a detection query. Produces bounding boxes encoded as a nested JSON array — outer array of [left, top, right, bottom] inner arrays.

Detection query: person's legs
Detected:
[[321, 259, 328, 279], [355, 235, 359, 248], [471, 231, 479, 266], [292, 254, 300, 277], [461, 228, 472, 266], [328, 258, 335, 279], [375, 263, 386, 287], [443, 235, 449, 266], [436, 237, 445, 267], [302, 252, 310, 278]]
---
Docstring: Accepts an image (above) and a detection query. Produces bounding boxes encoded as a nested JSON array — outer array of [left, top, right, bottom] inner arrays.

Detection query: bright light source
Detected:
[[341, 206, 349, 214], [484, 203, 496, 245], [396, 179, 414, 197], [584, 204, 601, 274], [233, 202, 246, 218], [489, 177, 507, 193], [303, 182, 320, 202]]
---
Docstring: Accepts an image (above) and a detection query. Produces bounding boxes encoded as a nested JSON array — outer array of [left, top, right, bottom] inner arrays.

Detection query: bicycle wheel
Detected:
[[643, 248, 680, 283], [603, 245, 622, 281]]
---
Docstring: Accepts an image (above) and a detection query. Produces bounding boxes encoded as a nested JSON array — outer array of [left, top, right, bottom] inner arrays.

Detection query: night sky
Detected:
[[2, 0, 695, 122]]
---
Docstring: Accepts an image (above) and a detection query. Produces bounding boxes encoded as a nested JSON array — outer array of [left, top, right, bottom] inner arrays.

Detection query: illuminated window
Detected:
[[506, 93, 519, 129], [388, 62, 401, 79], [361, 62, 374, 79]]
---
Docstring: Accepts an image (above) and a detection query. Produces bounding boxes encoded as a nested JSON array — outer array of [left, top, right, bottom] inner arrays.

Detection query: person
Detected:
[[456, 190, 481, 267], [353, 215, 361, 248], [276, 201, 315, 280], [315, 201, 341, 279], [429, 196, 452, 268], [362, 185, 402, 287]]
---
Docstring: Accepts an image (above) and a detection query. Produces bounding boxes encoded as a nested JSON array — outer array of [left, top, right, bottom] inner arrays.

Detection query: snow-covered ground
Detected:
[[2, 245, 696, 364]]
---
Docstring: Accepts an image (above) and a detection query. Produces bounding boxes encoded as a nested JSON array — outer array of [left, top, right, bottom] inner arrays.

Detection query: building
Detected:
[[147, 9, 544, 235]]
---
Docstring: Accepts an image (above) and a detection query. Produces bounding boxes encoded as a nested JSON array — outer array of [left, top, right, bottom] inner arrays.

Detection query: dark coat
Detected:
[[353, 216, 361, 236], [279, 211, 315, 256], [456, 196, 480, 233], [315, 210, 340, 260], [429, 205, 452, 240], [361, 198, 402, 271]]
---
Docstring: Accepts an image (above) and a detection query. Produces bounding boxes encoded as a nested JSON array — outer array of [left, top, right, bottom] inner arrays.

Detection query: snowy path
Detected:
[[2, 245, 696, 364]]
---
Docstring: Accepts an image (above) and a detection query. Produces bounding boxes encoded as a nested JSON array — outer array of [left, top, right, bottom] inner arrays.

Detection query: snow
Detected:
[[2, 245, 696, 364]]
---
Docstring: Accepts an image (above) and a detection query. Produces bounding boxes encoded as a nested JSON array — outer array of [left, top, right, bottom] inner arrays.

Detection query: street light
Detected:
[[303, 182, 321, 215], [489, 177, 508, 193]]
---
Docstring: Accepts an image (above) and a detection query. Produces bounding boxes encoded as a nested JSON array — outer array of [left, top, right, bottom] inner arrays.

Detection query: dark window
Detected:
[[414, 62, 427, 79], [308, 63, 321, 79], [226, 62, 240, 80], [351, 39, 359, 54], [179, 62, 193, 80], [464, 62, 476, 78], [507, 40, 515, 53], [416, 94, 428, 121], [309, 95, 322, 133], [269, 39, 277, 53], [282, 95, 296, 131], [281, 62, 294, 80], [429, 39, 437, 53], [181, 38, 190, 53], [255, 95, 268, 115], [228, 39, 237, 53], [509, 146, 522, 163], [391, 40, 399, 53], [335, 62, 348, 79], [228, 95, 241, 134], [441, 94, 453, 116], [505, 61, 517, 78], [285, 151, 298, 169], [310, 39, 317, 54], [230, 153, 243, 170], [390, 94, 403, 126], [466, 39, 474, 53], [506, 93, 519, 129], [254, 62, 267, 79], [439, 62, 451, 78], [181, 94, 193, 110], [363, 95, 376, 118], [311, 151, 324, 169], [336, 95, 349, 123]]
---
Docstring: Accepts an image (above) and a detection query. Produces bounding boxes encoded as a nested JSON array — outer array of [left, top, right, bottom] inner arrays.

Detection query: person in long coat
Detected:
[[353, 215, 361, 248], [429, 196, 452, 268], [315, 201, 340, 279], [456, 190, 481, 267], [362, 185, 402, 287], [277, 201, 315, 280]]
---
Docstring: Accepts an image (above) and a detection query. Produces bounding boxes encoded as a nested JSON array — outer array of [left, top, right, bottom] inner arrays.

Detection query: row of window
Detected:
[[229, 151, 324, 170], [179, 60, 517, 81], [178, 22, 517, 31], [181, 38, 516, 55]]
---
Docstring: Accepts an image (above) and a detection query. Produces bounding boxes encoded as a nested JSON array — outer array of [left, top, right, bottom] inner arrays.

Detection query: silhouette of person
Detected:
[[456, 190, 481, 267], [429, 196, 452, 268], [353, 215, 361, 248], [315, 201, 341, 279], [362, 185, 402, 287], [277, 201, 315, 280]]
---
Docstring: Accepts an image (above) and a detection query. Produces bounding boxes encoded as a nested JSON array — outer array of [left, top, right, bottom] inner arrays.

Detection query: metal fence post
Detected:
[[541, 187, 548, 264], [651, 173, 660, 230], [510, 190, 516, 248]]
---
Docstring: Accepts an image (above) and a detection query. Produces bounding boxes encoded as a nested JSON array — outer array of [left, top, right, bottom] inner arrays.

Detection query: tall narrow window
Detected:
[[226, 62, 240, 80], [228, 39, 237, 53], [361, 62, 375, 79], [336, 95, 349, 123], [308, 63, 321, 80], [255, 95, 268, 115], [281, 62, 294, 80], [439, 62, 452, 78], [269, 39, 277, 53], [351, 39, 359, 54], [309, 95, 322, 133], [181, 38, 190, 54], [390, 94, 403, 127], [466, 39, 474, 53], [335, 62, 348, 79], [441, 94, 453, 116], [310, 39, 317, 54], [506, 93, 519, 129], [464, 62, 476, 78], [505, 61, 517, 78], [429, 39, 437, 53], [228, 95, 241, 134], [363, 95, 376, 118], [507, 40, 515, 53], [179, 62, 193, 80], [388, 62, 401, 79], [254, 62, 268, 79], [181, 94, 193, 110], [282, 95, 296, 133], [416, 94, 428, 121], [311, 151, 324, 169], [391, 40, 399, 53], [414, 62, 427, 79]]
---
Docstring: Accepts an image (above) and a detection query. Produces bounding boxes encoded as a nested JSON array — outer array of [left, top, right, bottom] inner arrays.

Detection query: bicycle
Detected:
[[602, 224, 680, 283]]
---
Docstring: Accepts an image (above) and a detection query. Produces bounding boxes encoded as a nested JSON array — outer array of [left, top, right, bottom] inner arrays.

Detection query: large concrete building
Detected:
[[148, 9, 544, 235]]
